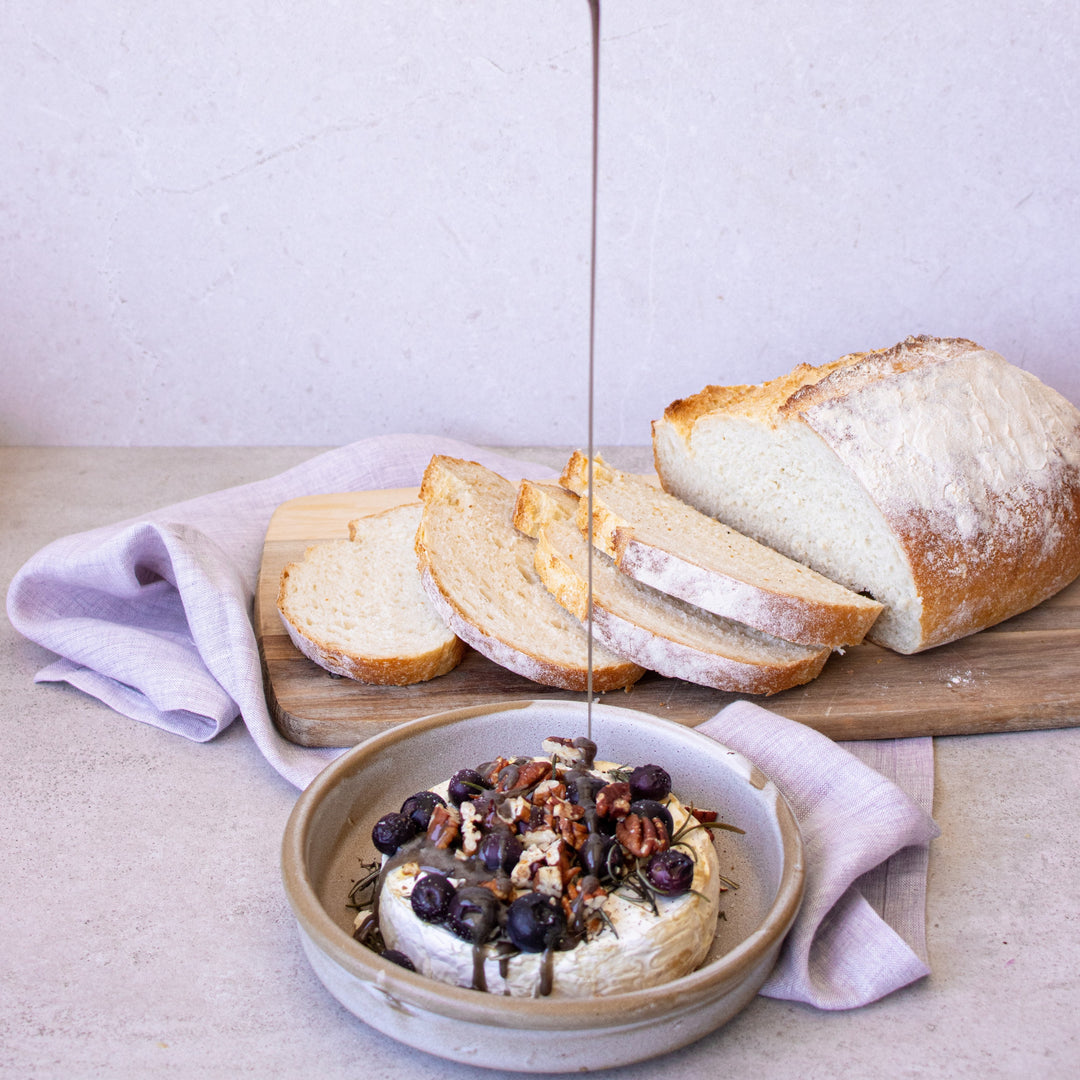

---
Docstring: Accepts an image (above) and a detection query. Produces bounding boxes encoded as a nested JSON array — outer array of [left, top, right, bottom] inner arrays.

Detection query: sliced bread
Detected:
[[652, 335, 1080, 653], [559, 451, 882, 647], [415, 456, 644, 692], [514, 479, 830, 695], [276, 502, 466, 685], [511, 478, 581, 538]]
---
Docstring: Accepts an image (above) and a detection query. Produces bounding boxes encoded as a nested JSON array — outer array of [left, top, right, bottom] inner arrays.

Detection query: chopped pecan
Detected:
[[561, 871, 603, 927], [477, 877, 513, 902], [616, 812, 669, 858], [689, 806, 718, 823], [492, 760, 527, 792], [595, 781, 632, 820], [532, 778, 567, 805], [497, 795, 533, 826], [521, 800, 558, 846], [543, 798, 584, 824], [541, 736, 594, 767], [576, 876, 607, 910], [554, 813, 589, 850], [521, 826, 559, 848], [565, 873, 607, 924], [484, 756, 513, 785], [510, 847, 547, 889], [535, 843, 579, 898], [470, 795, 502, 830], [513, 760, 553, 792], [534, 865, 564, 897], [458, 801, 483, 856], [542, 798, 587, 850], [426, 804, 461, 849], [543, 837, 570, 868], [544, 807, 587, 855]]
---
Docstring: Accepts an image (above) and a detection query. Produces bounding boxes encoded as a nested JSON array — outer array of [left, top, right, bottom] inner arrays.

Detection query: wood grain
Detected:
[[255, 488, 1080, 746]]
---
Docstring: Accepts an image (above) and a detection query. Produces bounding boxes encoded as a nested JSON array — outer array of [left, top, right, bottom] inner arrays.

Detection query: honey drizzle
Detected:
[[585, 0, 600, 742]]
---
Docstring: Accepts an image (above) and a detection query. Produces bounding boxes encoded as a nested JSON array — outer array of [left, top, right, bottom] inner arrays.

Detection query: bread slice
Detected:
[[276, 503, 466, 685], [653, 335, 1080, 653], [511, 478, 582, 539], [415, 456, 643, 692], [513, 479, 830, 695], [559, 451, 882, 647]]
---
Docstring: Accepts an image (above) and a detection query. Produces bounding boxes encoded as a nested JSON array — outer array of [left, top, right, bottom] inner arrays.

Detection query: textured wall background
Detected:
[[3, 0, 1078, 446]]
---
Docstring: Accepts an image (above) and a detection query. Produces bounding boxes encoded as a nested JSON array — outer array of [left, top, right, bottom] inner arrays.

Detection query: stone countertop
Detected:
[[1, 446, 1076, 1080]]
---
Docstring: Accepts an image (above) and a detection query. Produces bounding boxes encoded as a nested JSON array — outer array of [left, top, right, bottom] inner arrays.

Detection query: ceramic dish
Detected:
[[281, 699, 805, 1072]]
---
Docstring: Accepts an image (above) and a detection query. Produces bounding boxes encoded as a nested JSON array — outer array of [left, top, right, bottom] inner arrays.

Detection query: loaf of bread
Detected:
[[415, 455, 644, 692], [559, 451, 882, 647], [652, 336, 1080, 654], [513, 479, 830, 695], [276, 503, 466, 684]]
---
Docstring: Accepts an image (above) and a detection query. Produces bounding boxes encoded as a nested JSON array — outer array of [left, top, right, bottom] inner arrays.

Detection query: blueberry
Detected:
[[445, 886, 501, 944], [447, 768, 492, 806], [371, 811, 419, 856], [645, 849, 695, 896], [399, 790, 446, 831], [477, 829, 523, 874], [579, 832, 625, 883], [629, 764, 672, 802], [629, 798, 674, 838], [505, 892, 567, 953], [566, 774, 606, 807], [410, 873, 457, 923], [380, 948, 416, 971]]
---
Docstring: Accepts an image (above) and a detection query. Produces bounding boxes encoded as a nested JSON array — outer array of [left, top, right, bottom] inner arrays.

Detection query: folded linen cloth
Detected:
[[699, 702, 939, 1008], [6, 435, 555, 788], [6, 434, 938, 1009]]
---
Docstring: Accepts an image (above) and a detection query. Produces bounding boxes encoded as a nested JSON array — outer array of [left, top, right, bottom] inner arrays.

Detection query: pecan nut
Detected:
[[541, 736, 596, 768], [555, 814, 589, 850], [514, 760, 553, 792], [531, 778, 567, 806], [595, 781, 632, 820], [426, 804, 461, 849], [616, 812, 669, 858], [477, 877, 513, 902]]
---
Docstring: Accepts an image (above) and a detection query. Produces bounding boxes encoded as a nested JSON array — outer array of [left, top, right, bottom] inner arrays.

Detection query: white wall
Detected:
[[3, 1, 1078, 447]]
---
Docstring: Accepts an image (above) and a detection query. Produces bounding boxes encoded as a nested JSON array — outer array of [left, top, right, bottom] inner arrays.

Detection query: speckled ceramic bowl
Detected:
[[281, 699, 804, 1072]]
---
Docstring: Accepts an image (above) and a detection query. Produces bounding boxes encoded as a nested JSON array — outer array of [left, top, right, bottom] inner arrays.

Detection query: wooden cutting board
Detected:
[[255, 488, 1080, 747]]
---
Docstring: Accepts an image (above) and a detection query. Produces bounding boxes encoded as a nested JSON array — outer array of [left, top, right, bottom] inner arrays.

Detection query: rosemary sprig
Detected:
[[670, 814, 745, 847], [347, 861, 381, 910]]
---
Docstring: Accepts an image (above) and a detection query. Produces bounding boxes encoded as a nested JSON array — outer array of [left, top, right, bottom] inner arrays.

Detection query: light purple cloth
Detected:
[[6, 434, 938, 1009], [7, 435, 554, 788], [699, 702, 938, 1008]]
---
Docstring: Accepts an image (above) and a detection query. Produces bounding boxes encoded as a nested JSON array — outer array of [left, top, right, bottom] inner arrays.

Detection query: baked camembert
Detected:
[[349, 736, 739, 998]]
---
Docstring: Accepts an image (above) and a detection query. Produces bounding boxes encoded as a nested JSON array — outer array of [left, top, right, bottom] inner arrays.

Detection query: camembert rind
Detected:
[[376, 765, 721, 998]]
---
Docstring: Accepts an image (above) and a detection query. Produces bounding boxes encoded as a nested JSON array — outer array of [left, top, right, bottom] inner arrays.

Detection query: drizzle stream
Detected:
[[586, 0, 600, 741]]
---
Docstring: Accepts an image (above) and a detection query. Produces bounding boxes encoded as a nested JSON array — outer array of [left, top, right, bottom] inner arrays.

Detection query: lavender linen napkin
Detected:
[[7, 435, 939, 1008], [699, 701, 939, 1009], [6, 435, 554, 788]]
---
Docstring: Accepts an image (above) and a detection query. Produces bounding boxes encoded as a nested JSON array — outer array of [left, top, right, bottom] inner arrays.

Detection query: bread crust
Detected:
[[559, 450, 882, 648], [415, 456, 644, 692], [276, 580, 466, 684], [276, 505, 467, 685], [532, 522, 829, 695], [414, 563, 642, 693], [654, 336, 1080, 653]]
